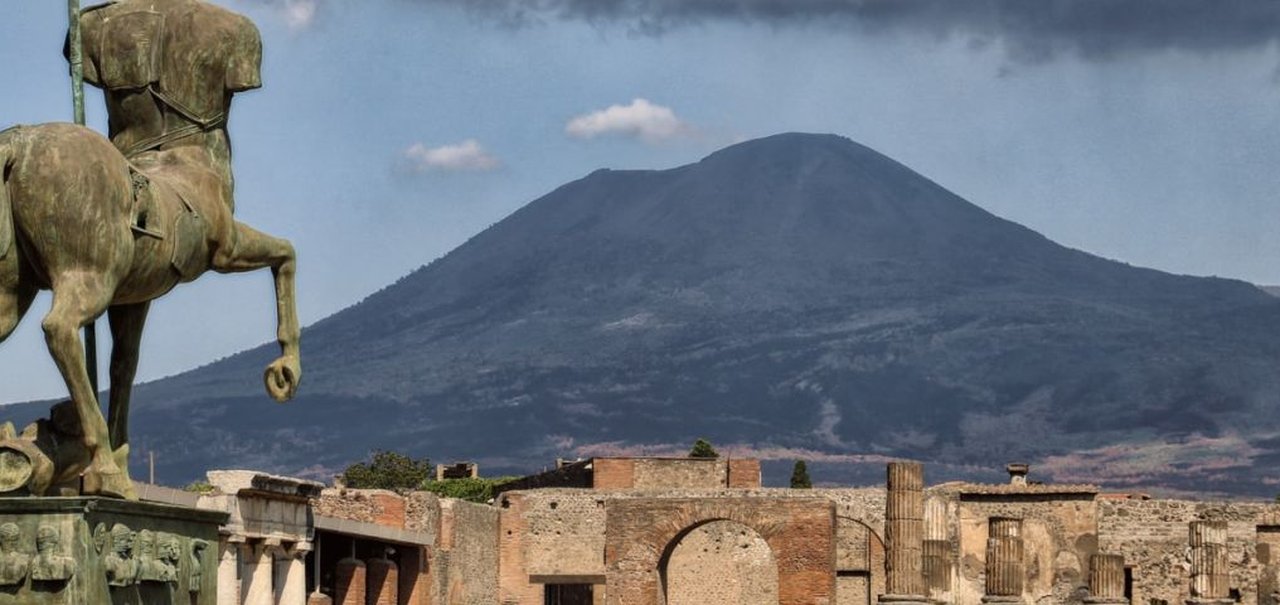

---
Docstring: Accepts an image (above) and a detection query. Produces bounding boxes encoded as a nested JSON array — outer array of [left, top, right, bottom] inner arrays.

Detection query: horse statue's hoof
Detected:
[[264, 355, 301, 402]]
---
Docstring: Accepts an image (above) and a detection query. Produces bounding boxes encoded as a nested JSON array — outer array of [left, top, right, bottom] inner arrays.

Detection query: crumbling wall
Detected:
[[1097, 498, 1275, 605], [434, 499, 501, 605], [495, 488, 881, 605], [312, 488, 418, 530], [952, 493, 1099, 605]]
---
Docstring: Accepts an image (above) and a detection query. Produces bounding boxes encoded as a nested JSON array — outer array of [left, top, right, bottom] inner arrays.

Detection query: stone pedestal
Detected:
[[982, 518, 1024, 604], [0, 496, 227, 605], [1187, 521, 1233, 605], [880, 462, 930, 605], [1084, 554, 1128, 604]]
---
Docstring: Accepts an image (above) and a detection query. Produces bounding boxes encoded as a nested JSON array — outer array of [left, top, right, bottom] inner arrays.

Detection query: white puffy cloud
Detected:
[[565, 98, 691, 144], [403, 140, 501, 172], [282, 0, 317, 30]]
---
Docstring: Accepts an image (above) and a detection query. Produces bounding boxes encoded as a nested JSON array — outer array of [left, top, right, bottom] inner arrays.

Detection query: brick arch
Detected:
[[659, 519, 779, 604], [604, 498, 835, 605]]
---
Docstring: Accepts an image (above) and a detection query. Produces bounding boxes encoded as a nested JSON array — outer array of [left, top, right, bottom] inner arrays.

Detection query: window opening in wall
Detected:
[[544, 583, 593, 605], [1124, 567, 1133, 602]]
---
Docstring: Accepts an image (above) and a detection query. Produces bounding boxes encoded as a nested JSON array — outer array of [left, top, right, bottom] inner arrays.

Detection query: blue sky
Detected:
[[2, 0, 1279, 402]]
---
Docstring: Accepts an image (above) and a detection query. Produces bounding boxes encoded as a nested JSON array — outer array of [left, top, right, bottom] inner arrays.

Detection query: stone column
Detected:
[[1084, 554, 1127, 604], [219, 537, 243, 605], [922, 497, 951, 598], [982, 517, 1024, 603], [242, 539, 279, 605], [335, 558, 367, 605], [880, 461, 930, 604], [1188, 521, 1232, 605], [366, 557, 399, 605], [275, 542, 311, 605]]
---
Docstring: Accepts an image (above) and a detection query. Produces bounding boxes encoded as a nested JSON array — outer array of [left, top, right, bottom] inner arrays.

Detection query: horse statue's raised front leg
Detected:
[[213, 221, 301, 401]]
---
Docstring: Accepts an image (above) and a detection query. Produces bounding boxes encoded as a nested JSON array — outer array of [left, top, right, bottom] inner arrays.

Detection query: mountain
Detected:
[[1264, 286, 1280, 298], [8, 133, 1280, 495]]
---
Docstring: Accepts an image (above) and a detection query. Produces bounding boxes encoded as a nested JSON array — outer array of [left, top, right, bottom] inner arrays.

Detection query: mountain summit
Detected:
[[15, 133, 1279, 494]]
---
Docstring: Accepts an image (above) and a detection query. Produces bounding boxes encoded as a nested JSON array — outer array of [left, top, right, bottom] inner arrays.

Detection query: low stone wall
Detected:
[[1097, 498, 1279, 605]]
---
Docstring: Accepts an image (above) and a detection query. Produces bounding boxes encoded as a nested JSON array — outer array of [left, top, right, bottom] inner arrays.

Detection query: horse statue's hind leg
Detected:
[[106, 301, 150, 473], [3, 124, 138, 499]]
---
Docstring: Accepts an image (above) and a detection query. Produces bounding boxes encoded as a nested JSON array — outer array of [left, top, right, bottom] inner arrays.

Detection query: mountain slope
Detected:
[[9, 133, 1279, 495]]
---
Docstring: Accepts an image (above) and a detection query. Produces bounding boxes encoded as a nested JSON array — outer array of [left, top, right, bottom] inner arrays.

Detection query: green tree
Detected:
[[790, 460, 812, 489], [420, 476, 518, 503], [689, 438, 719, 459], [342, 450, 431, 491]]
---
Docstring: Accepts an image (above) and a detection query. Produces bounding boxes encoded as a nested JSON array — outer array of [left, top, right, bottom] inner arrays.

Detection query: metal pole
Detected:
[[66, 0, 99, 396]]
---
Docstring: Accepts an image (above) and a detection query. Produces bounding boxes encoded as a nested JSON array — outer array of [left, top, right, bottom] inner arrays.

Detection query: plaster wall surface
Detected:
[[952, 494, 1098, 605]]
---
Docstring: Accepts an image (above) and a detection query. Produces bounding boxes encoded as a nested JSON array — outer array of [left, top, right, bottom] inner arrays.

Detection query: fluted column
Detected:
[[1188, 521, 1232, 605], [982, 517, 1023, 603], [1084, 554, 1127, 604], [880, 461, 930, 604], [922, 497, 951, 598]]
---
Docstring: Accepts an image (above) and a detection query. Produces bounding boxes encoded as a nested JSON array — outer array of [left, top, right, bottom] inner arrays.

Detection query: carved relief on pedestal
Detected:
[[30, 526, 74, 582], [136, 529, 178, 583], [105, 523, 139, 587], [157, 533, 180, 583], [189, 539, 209, 593], [0, 523, 30, 586]]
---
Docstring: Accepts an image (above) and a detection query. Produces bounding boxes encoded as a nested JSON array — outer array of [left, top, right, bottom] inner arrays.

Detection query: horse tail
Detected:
[[0, 128, 14, 260]]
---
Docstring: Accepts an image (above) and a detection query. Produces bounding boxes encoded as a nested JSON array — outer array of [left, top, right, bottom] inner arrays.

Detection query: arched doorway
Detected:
[[835, 517, 886, 605], [660, 520, 779, 605]]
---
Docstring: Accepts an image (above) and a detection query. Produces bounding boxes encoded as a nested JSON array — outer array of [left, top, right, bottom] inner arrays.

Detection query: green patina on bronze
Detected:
[[0, 498, 226, 604], [0, 0, 301, 500]]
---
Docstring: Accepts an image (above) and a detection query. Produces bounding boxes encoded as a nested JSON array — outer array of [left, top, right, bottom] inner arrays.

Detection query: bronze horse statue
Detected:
[[0, 0, 300, 499]]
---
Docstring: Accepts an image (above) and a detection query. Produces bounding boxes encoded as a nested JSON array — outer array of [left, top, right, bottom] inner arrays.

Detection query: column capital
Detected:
[[286, 541, 313, 558]]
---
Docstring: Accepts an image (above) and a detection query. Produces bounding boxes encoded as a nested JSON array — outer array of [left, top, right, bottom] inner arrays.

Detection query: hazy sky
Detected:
[[2, 0, 1279, 403]]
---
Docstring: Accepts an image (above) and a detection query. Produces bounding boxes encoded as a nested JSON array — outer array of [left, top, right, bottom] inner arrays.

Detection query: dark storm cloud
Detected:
[[414, 0, 1280, 62]]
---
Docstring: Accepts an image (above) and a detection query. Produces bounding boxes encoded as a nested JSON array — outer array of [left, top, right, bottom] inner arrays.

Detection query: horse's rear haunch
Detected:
[[0, 123, 140, 499], [4, 122, 135, 281], [0, 124, 136, 344]]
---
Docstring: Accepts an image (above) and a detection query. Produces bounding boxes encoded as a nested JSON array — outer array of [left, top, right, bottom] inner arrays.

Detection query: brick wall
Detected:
[[727, 459, 762, 488], [603, 497, 835, 605], [592, 459, 636, 489]]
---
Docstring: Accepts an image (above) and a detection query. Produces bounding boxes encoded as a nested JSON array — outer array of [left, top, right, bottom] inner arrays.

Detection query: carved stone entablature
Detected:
[[201, 470, 323, 545]]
